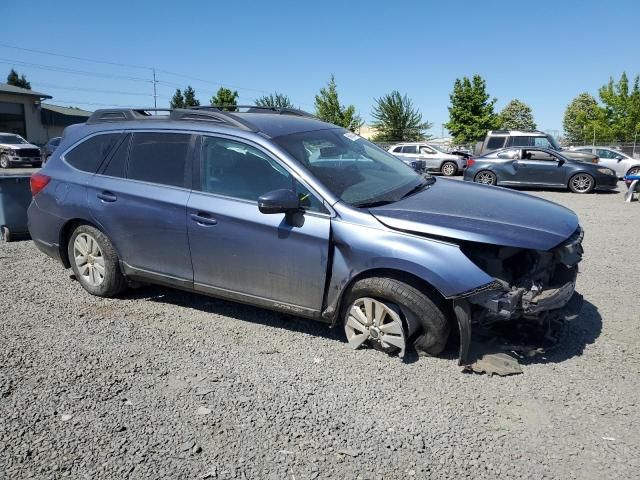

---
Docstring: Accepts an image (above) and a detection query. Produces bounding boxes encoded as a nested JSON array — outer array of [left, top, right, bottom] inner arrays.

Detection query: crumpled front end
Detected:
[[454, 227, 584, 364]]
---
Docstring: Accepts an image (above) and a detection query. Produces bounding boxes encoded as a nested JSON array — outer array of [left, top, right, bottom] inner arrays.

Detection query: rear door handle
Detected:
[[191, 212, 217, 226], [97, 191, 117, 202]]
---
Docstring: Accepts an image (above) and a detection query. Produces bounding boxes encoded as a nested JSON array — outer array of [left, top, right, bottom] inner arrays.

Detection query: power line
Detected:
[[0, 58, 152, 83], [52, 99, 140, 108], [32, 82, 153, 97]]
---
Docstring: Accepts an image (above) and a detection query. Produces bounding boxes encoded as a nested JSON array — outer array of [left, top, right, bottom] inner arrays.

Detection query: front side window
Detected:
[[273, 128, 422, 206], [127, 132, 191, 188], [65, 133, 121, 172], [391, 146, 402, 152], [533, 137, 552, 148], [596, 148, 619, 159], [419, 146, 436, 154], [200, 136, 325, 212]]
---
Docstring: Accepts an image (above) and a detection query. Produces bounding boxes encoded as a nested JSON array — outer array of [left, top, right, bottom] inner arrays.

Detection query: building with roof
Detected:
[[0, 83, 91, 145]]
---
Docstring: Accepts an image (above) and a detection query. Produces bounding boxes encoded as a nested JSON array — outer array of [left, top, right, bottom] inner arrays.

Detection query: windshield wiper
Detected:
[[353, 199, 395, 208], [400, 176, 435, 199]]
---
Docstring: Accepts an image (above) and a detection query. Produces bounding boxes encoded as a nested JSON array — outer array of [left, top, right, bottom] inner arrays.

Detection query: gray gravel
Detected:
[[1, 183, 639, 479]]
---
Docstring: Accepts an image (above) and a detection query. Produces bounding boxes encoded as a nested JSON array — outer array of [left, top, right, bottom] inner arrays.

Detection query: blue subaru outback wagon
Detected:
[[28, 107, 584, 362]]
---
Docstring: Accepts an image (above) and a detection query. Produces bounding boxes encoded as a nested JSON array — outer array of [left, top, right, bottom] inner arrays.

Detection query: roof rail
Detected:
[[194, 105, 316, 118], [86, 108, 170, 124], [169, 109, 257, 131]]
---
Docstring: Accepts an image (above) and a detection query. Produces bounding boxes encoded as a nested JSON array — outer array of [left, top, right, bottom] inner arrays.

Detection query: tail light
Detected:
[[30, 173, 51, 196], [467, 158, 475, 167]]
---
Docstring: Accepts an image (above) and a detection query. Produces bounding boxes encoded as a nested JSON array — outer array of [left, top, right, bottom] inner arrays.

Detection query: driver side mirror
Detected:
[[557, 158, 565, 166], [615, 155, 624, 161], [258, 189, 300, 214]]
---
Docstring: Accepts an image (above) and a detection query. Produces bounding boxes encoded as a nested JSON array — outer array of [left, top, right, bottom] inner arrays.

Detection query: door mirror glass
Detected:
[[615, 155, 624, 161], [258, 189, 300, 214]]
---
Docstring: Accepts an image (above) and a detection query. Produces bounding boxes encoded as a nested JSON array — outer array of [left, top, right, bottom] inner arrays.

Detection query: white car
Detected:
[[388, 143, 466, 176], [568, 146, 640, 179], [0, 133, 43, 168]]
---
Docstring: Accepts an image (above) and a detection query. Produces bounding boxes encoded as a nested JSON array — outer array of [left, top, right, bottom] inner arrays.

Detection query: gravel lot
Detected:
[[1, 182, 639, 479]]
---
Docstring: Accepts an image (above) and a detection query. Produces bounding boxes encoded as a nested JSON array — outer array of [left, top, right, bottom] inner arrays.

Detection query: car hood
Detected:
[[560, 149, 598, 162], [0, 143, 39, 150], [369, 178, 579, 250]]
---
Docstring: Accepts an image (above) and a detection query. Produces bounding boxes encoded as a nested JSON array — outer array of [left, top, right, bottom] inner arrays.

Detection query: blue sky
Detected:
[[2, 0, 639, 135]]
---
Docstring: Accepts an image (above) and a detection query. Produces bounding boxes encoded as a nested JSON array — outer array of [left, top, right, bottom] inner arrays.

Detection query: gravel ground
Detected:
[[1, 182, 639, 479]]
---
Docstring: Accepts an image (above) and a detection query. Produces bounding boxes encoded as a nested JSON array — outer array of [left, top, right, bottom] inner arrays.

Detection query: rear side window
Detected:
[[64, 133, 120, 172], [101, 134, 131, 178], [127, 133, 191, 188], [486, 137, 506, 150]]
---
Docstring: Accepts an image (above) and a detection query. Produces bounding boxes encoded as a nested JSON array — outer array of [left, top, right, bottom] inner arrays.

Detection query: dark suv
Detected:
[[28, 107, 584, 363]]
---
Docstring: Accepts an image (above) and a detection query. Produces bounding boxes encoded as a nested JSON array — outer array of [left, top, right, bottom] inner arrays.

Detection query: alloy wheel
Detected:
[[441, 162, 456, 176], [628, 167, 640, 177], [571, 174, 593, 193], [475, 171, 496, 185], [345, 297, 405, 352], [0, 155, 9, 169], [73, 233, 105, 286]]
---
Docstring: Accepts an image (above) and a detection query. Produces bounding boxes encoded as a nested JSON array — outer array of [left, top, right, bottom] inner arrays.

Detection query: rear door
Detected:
[[186, 135, 331, 316], [417, 145, 441, 170], [88, 131, 195, 285]]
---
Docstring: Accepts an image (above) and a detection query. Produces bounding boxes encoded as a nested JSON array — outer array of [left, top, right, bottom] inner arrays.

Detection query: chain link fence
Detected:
[[564, 142, 640, 158]]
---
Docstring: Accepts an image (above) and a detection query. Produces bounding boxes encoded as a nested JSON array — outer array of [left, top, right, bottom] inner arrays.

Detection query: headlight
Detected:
[[9, 150, 19, 157], [597, 167, 615, 175]]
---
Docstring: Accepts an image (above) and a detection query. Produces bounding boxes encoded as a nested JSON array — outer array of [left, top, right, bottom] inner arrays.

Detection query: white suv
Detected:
[[388, 143, 466, 176]]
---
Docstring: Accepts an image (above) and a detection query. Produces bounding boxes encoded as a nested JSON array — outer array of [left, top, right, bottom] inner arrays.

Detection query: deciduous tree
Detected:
[[499, 99, 536, 131], [444, 75, 500, 145], [255, 92, 294, 108]]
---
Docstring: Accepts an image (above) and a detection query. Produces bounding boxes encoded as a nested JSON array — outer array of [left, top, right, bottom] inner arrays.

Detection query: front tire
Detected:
[[441, 161, 458, 176], [342, 276, 450, 357], [67, 224, 126, 297], [569, 173, 595, 193], [626, 166, 640, 178], [474, 170, 497, 185], [0, 154, 10, 169]]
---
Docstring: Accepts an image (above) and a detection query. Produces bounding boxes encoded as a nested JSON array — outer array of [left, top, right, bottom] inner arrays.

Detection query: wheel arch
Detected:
[[58, 218, 119, 268]]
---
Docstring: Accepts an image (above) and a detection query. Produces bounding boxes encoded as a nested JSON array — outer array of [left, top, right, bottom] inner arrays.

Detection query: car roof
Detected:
[[82, 108, 336, 140], [483, 146, 568, 157], [487, 130, 547, 136]]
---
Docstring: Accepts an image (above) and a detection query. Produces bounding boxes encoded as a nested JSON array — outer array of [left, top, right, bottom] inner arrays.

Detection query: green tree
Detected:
[[183, 86, 200, 107], [444, 74, 500, 145], [562, 93, 604, 143], [314, 75, 363, 132], [255, 92, 294, 108], [210, 87, 239, 111], [7, 68, 31, 89], [499, 99, 537, 130], [370, 90, 431, 141], [598, 72, 640, 141], [170, 89, 185, 109]]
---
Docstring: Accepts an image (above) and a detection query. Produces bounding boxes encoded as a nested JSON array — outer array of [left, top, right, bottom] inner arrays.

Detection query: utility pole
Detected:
[[152, 68, 158, 110], [592, 125, 596, 146], [633, 128, 638, 157]]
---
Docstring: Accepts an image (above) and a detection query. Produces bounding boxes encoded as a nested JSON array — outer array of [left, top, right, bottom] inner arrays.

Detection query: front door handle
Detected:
[[191, 212, 217, 226], [97, 191, 117, 202]]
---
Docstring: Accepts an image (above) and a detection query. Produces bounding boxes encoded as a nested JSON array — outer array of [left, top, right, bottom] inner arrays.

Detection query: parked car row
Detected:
[[27, 106, 585, 364], [0, 133, 44, 168]]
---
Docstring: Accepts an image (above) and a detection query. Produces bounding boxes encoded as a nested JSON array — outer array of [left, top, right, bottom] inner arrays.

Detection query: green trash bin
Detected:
[[0, 173, 32, 242]]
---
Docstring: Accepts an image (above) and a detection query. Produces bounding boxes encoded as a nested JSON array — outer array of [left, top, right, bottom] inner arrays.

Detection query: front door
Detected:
[[186, 135, 331, 316], [88, 132, 195, 285], [515, 149, 566, 186]]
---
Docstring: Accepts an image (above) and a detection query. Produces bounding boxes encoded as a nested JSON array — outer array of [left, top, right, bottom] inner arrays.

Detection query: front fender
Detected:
[[322, 219, 494, 322]]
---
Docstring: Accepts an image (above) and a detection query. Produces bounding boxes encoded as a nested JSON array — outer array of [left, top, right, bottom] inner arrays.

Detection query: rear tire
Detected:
[[342, 276, 450, 357], [441, 161, 458, 176], [67, 224, 126, 297], [568, 173, 595, 193]]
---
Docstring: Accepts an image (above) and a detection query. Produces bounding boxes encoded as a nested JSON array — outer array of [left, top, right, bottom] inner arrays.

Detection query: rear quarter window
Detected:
[[64, 133, 121, 172], [486, 137, 506, 150]]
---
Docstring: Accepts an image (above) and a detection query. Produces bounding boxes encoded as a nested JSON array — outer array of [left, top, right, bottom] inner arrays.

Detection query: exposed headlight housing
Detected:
[[597, 167, 615, 175]]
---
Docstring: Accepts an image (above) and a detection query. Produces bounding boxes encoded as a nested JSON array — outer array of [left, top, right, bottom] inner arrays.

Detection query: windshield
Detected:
[[273, 128, 424, 206], [0, 134, 28, 145]]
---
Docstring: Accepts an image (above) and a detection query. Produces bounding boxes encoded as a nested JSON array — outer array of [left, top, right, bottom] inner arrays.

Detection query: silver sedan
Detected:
[[568, 146, 640, 178]]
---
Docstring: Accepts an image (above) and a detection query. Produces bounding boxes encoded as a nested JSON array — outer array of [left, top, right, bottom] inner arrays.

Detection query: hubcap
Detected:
[[571, 174, 592, 192], [345, 297, 405, 352], [476, 172, 495, 185], [73, 233, 105, 286]]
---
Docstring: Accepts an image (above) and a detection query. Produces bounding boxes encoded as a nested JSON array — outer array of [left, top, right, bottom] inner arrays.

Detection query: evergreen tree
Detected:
[[7, 69, 31, 89], [183, 86, 200, 107], [371, 91, 431, 141], [210, 87, 239, 111], [170, 89, 185, 109], [314, 75, 363, 132], [499, 99, 537, 130], [255, 92, 294, 108]]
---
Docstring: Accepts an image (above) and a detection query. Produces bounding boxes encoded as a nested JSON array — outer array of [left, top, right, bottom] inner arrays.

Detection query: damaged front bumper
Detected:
[[454, 227, 585, 365]]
